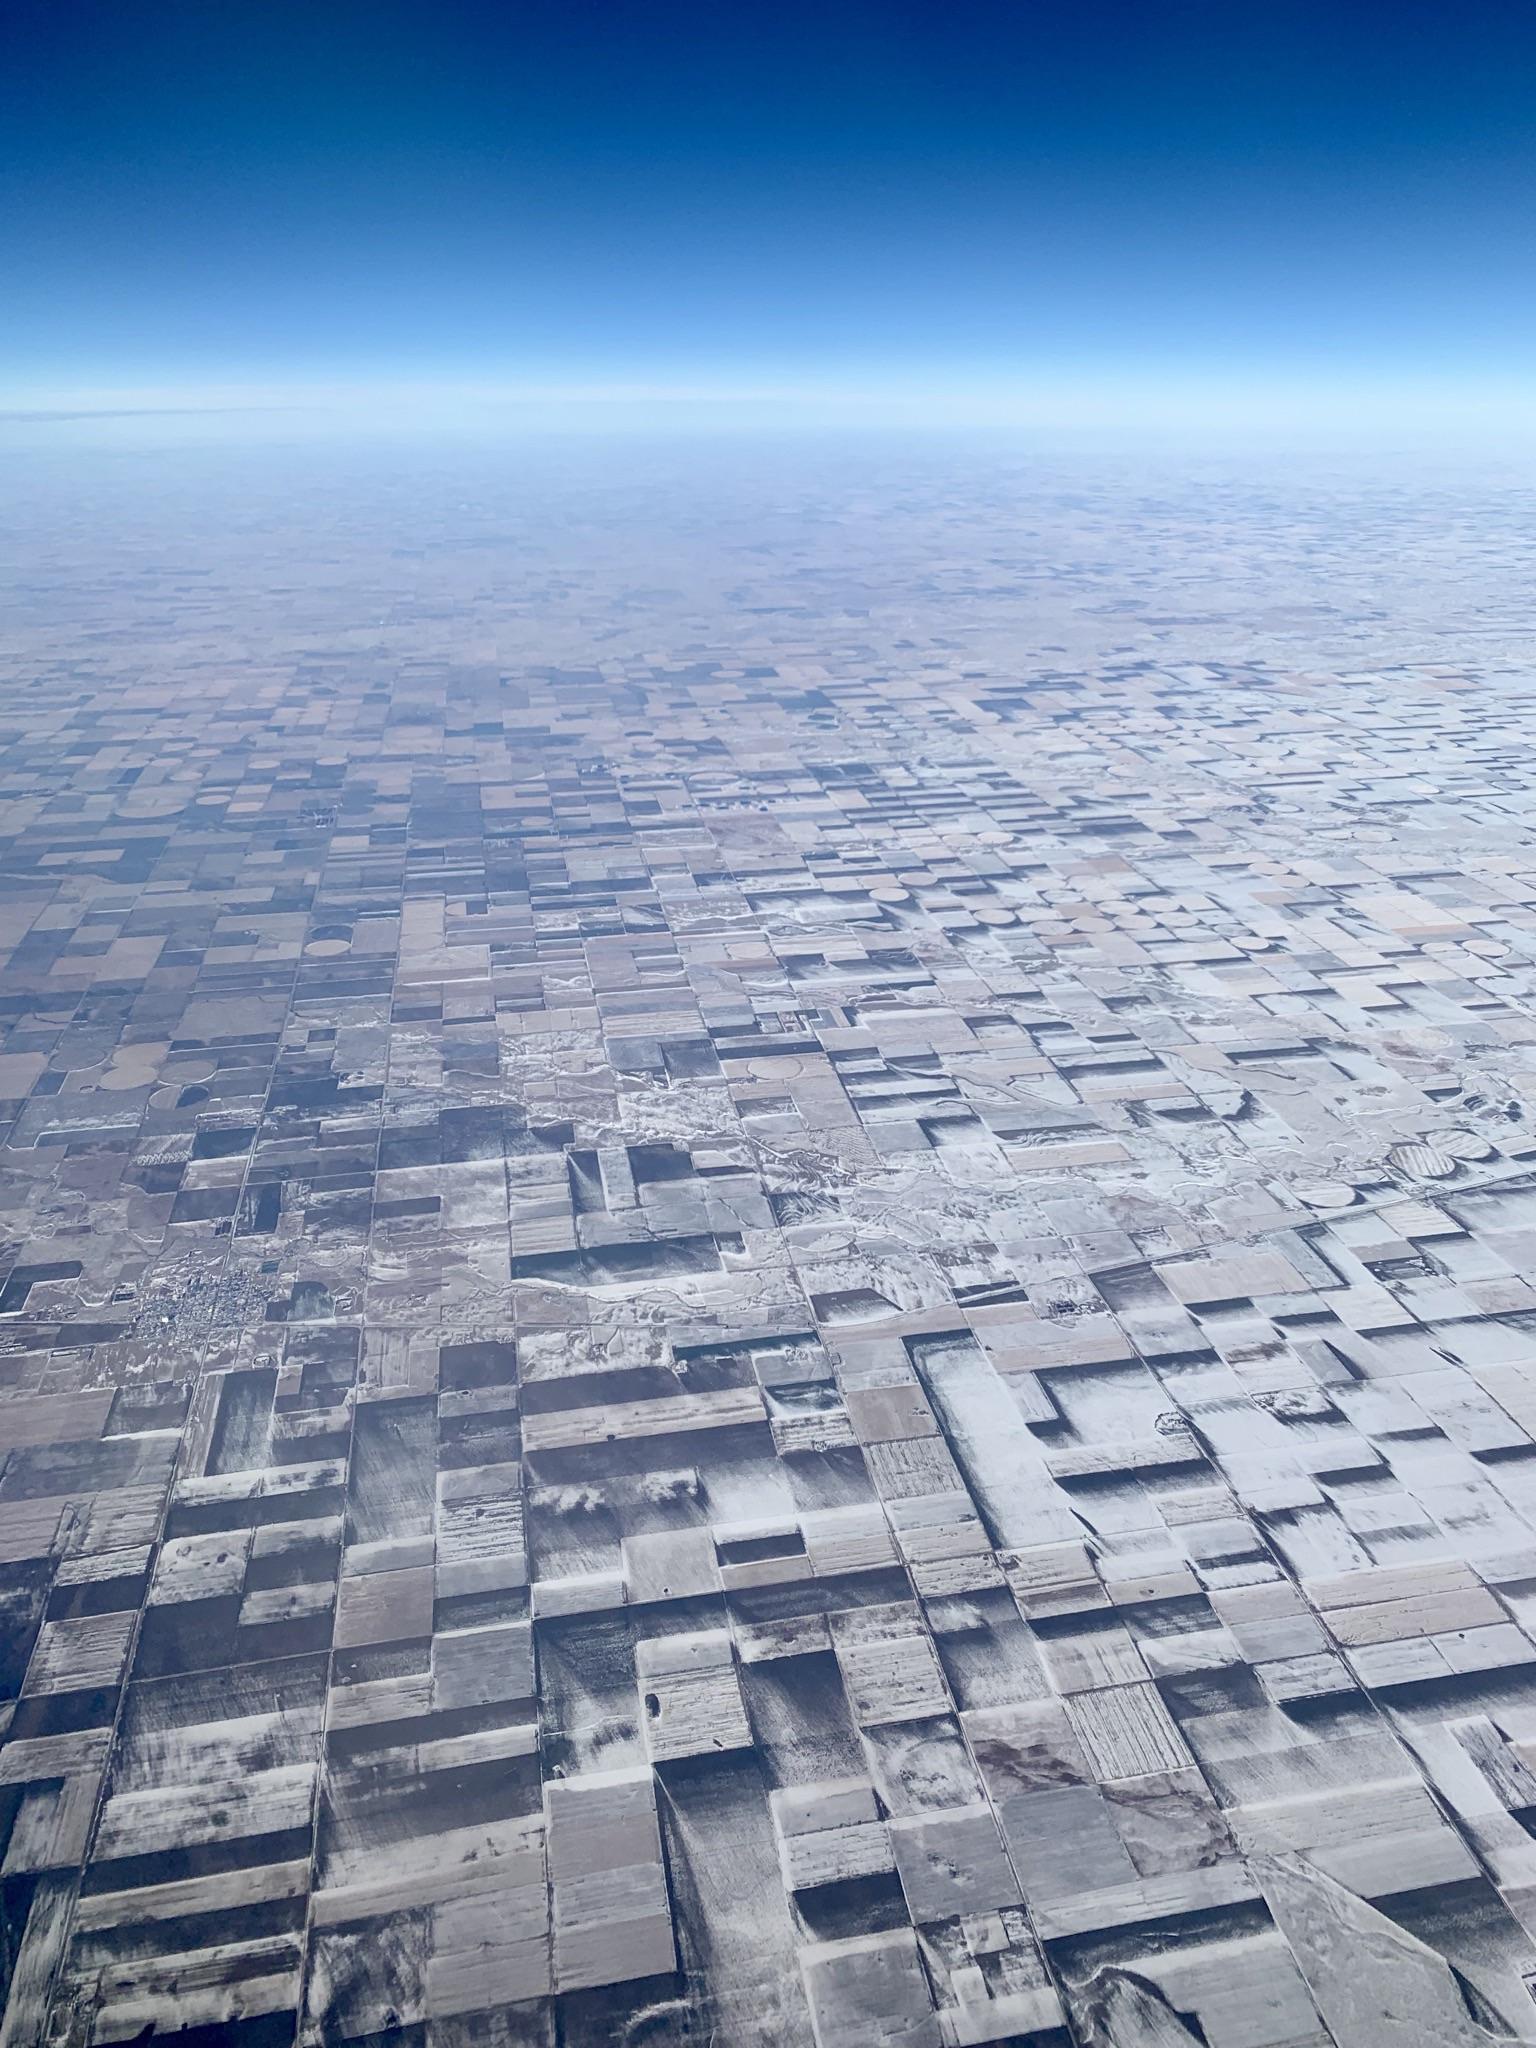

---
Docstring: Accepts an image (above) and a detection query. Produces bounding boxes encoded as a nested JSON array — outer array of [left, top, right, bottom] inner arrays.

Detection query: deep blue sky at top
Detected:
[[5, 0, 1536, 395]]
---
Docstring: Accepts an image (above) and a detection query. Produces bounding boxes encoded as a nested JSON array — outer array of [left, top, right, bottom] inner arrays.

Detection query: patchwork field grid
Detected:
[[7, 444, 1536, 2045]]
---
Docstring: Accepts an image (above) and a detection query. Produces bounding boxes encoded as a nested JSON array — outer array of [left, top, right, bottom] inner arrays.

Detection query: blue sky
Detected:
[[6, 1, 1536, 411]]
